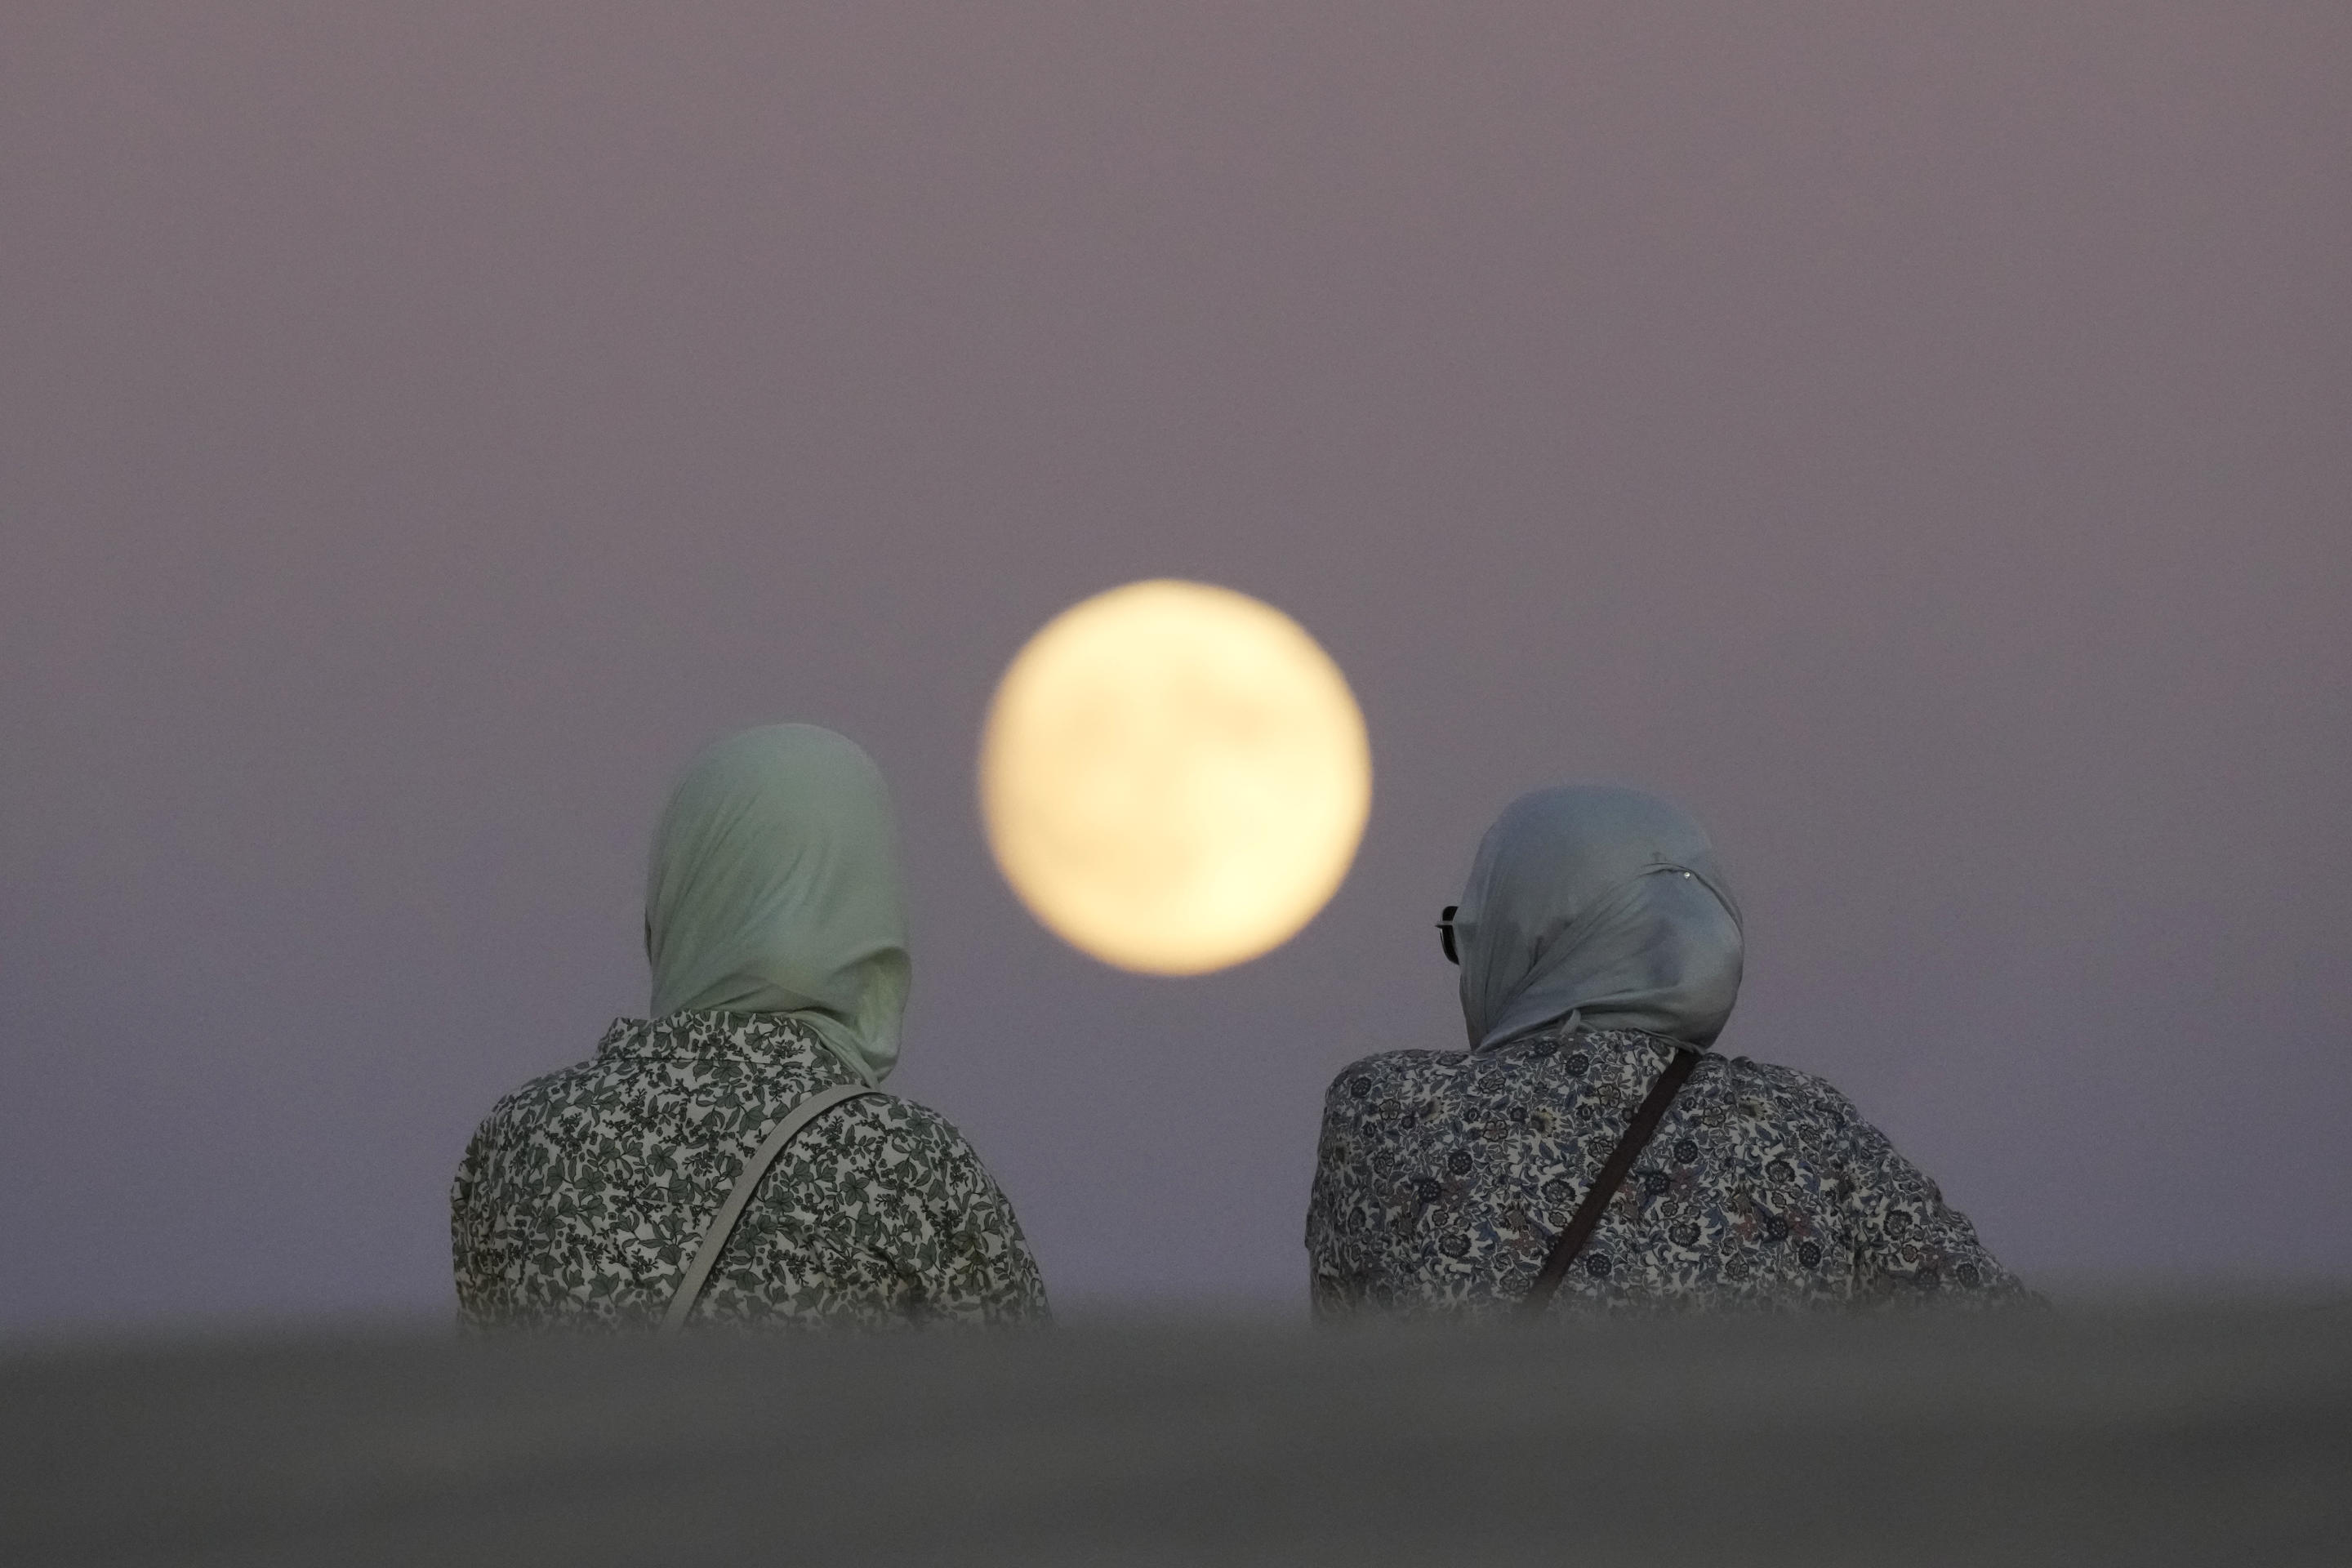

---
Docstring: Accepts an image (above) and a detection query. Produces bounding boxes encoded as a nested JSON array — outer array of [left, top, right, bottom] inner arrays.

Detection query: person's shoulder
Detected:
[[465, 1017, 663, 1145], [470, 1052, 616, 1140], [836, 1089, 960, 1141], [1323, 1048, 1468, 1107], [825, 1091, 999, 1177], [1701, 1050, 1864, 1125]]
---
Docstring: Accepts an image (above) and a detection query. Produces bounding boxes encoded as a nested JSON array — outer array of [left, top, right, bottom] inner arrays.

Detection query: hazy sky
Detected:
[[5, 2, 2347, 1330]]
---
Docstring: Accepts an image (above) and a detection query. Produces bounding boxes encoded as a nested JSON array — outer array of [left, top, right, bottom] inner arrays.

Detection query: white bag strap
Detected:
[[661, 1080, 879, 1334]]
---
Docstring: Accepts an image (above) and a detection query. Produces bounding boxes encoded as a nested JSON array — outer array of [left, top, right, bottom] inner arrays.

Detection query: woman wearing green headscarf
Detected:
[[452, 725, 1049, 1330]]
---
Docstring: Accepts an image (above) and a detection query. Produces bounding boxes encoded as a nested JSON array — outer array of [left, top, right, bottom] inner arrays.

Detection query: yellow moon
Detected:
[[979, 580, 1373, 975]]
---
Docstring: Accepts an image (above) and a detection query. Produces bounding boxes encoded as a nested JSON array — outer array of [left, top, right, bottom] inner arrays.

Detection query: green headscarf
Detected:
[[645, 724, 910, 1085]]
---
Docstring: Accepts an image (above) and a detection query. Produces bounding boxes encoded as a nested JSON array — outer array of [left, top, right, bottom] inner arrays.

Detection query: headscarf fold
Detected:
[[1455, 786, 1743, 1053], [645, 724, 910, 1085]]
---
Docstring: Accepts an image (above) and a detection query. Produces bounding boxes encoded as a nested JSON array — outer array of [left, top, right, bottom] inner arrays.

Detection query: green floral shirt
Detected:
[[1307, 1024, 2029, 1318], [452, 1012, 1049, 1330]]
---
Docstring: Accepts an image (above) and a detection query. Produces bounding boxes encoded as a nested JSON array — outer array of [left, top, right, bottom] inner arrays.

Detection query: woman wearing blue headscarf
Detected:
[[1306, 786, 2025, 1316], [453, 725, 1048, 1330]]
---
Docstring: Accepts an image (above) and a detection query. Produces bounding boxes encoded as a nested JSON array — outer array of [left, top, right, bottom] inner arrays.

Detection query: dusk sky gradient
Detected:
[[4, 2, 2347, 1330]]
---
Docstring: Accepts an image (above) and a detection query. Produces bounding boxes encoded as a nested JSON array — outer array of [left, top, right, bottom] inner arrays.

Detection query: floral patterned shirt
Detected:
[[452, 1012, 1049, 1330], [1306, 1022, 2028, 1318]]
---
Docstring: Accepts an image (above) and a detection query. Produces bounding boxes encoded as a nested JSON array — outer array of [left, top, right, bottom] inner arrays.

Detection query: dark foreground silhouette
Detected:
[[5, 1299, 2347, 1565]]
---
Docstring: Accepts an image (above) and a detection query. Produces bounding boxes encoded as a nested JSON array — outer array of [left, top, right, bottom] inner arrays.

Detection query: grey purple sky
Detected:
[[4, 3, 2347, 1330]]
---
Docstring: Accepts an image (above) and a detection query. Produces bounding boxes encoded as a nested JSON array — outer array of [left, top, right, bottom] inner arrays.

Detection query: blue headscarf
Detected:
[[1455, 786, 1743, 1052]]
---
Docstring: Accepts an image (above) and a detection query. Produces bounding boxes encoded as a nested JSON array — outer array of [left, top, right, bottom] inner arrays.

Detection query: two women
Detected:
[[453, 728, 2020, 1329]]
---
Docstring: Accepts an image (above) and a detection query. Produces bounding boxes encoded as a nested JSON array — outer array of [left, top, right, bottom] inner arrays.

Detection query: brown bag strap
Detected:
[[1521, 1045, 1700, 1315]]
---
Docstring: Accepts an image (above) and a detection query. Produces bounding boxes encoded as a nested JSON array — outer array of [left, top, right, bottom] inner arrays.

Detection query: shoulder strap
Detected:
[[1521, 1045, 1699, 1316], [661, 1080, 880, 1334]]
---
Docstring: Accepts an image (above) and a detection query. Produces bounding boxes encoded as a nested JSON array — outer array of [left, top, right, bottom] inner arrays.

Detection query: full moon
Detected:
[[980, 580, 1373, 975]]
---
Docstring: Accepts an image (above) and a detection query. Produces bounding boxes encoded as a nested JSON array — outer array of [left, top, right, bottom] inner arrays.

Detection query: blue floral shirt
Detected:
[[1307, 1022, 2027, 1317]]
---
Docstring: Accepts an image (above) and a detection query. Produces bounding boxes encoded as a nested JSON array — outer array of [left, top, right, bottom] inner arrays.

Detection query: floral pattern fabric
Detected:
[[452, 1012, 1049, 1330], [1307, 1023, 2028, 1318]]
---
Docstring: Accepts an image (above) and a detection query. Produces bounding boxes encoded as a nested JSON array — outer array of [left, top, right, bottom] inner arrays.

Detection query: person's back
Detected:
[[454, 1010, 1044, 1329], [1306, 785, 2025, 1318], [452, 724, 1047, 1330], [1308, 1026, 2020, 1315]]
